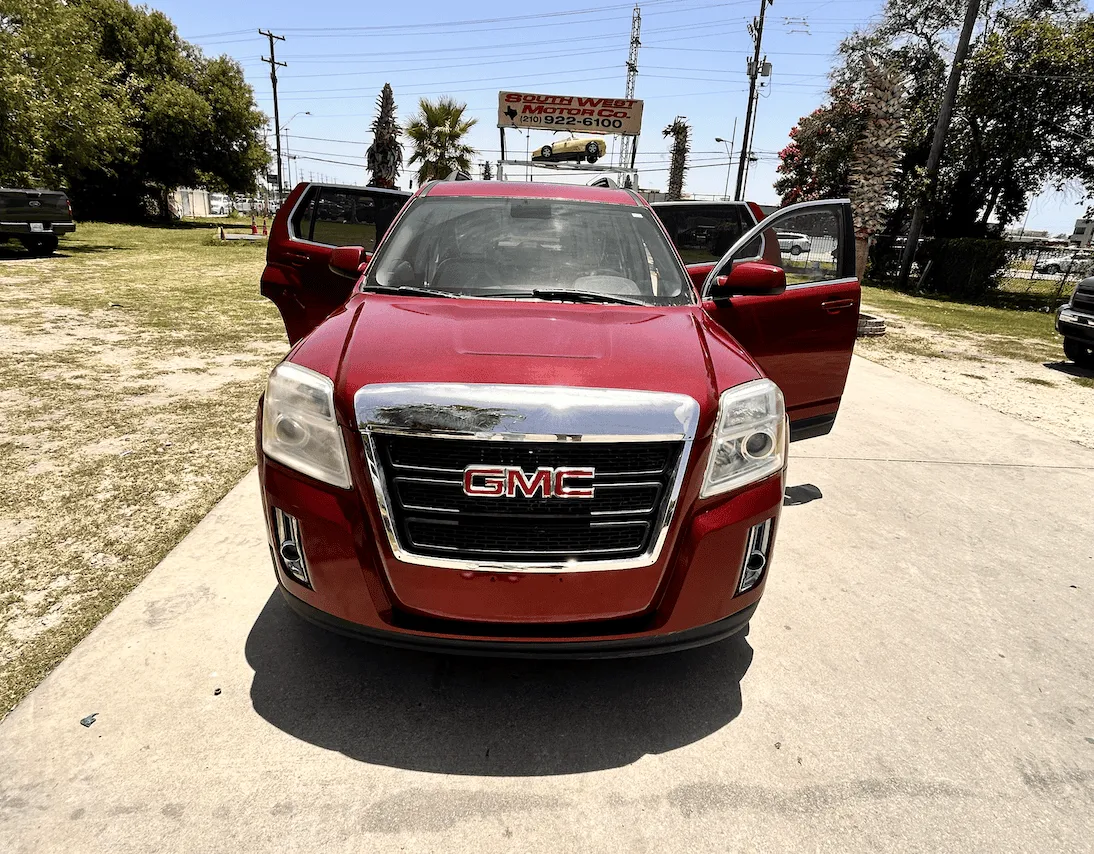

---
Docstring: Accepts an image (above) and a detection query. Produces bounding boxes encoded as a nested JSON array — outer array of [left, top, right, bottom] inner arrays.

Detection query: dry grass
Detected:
[[0, 223, 285, 718], [857, 288, 1094, 450], [860, 286, 1061, 362]]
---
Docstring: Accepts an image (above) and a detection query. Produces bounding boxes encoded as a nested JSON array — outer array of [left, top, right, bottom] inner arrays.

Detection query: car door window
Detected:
[[654, 204, 750, 263], [292, 187, 405, 249], [714, 203, 850, 290]]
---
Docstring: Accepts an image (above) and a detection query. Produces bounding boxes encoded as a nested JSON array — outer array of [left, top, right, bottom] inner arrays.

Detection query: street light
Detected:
[[278, 111, 311, 193], [715, 120, 737, 201]]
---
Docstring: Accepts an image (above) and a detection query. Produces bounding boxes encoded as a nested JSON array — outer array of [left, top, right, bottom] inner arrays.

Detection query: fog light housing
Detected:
[[739, 518, 774, 594], [272, 507, 310, 587]]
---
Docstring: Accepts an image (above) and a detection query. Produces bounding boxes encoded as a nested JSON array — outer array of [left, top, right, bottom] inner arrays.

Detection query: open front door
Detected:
[[262, 183, 411, 344], [696, 199, 859, 440]]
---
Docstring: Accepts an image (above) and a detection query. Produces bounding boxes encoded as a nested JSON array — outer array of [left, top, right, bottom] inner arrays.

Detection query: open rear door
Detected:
[[263, 183, 411, 344], [696, 199, 859, 440]]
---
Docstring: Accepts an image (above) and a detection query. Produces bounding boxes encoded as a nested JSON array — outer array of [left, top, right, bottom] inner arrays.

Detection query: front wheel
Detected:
[[789, 245, 802, 256], [20, 234, 58, 256], [1063, 337, 1094, 368], [539, 145, 552, 159], [1043, 264, 1061, 275]]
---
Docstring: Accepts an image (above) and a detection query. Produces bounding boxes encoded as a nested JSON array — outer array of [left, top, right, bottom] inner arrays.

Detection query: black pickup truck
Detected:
[[0, 188, 76, 256], [1057, 276, 1094, 368]]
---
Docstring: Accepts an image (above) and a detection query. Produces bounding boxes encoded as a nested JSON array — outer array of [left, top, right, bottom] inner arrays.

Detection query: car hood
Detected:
[[328, 296, 759, 430]]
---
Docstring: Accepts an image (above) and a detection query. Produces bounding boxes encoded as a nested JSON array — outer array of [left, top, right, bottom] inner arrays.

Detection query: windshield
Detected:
[[364, 196, 693, 305]]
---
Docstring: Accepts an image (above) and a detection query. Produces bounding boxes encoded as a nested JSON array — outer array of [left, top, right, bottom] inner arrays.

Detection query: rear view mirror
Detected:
[[709, 261, 787, 299], [329, 245, 369, 278]]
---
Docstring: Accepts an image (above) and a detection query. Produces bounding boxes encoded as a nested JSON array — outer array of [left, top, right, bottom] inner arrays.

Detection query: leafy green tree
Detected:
[[774, 100, 860, 205], [0, 0, 267, 219], [366, 83, 402, 188], [776, 0, 1094, 239], [404, 97, 477, 185], [0, 0, 136, 187]]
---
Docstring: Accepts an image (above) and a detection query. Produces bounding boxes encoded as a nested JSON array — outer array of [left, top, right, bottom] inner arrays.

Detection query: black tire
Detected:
[[789, 245, 802, 256], [1063, 337, 1094, 368], [1043, 264, 1060, 275], [586, 153, 599, 164], [539, 145, 552, 159], [20, 234, 58, 256]]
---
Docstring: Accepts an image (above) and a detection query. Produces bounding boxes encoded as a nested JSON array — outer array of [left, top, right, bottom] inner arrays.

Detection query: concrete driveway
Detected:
[[1, 357, 1092, 852]]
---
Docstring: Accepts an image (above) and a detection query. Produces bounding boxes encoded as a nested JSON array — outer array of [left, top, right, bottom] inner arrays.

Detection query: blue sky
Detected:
[[155, 0, 1089, 235]]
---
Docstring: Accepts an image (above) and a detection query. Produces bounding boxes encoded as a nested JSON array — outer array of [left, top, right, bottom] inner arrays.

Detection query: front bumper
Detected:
[[279, 582, 757, 658], [1057, 306, 1094, 345], [259, 449, 781, 656], [256, 385, 783, 656]]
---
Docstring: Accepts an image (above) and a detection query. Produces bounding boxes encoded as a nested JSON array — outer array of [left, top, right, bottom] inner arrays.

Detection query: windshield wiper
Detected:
[[360, 283, 460, 299], [525, 288, 646, 306]]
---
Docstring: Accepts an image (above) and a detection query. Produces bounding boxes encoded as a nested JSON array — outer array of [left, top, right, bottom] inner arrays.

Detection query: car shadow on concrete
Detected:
[[245, 591, 752, 776], [1043, 360, 1094, 380], [783, 484, 823, 506]]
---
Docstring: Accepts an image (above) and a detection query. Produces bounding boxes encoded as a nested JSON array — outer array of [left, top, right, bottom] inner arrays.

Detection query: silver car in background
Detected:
[[777, 231, 812, 256]]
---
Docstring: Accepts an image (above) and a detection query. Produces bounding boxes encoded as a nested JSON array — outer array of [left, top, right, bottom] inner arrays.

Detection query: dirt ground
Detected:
[[857, 303, 1094, 450], [0, 224, 284, 716]]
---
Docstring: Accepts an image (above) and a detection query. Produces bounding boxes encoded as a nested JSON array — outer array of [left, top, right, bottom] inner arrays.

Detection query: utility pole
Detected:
[[897, 0, 981, 288], [259, 30, 286, 204], [618, 5, 642, 173], [734, 0, 772, 201]]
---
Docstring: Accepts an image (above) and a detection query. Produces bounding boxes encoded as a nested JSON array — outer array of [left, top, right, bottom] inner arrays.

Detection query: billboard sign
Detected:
[[497, 91, 644, 136]]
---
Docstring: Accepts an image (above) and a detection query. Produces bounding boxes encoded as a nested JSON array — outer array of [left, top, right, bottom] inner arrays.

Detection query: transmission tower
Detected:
[[617, 5, 641, 171]]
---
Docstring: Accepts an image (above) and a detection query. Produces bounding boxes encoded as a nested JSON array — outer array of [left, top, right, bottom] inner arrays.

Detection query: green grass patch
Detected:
[[861, 285, 1061, 363], [0, 222, 285, 718]]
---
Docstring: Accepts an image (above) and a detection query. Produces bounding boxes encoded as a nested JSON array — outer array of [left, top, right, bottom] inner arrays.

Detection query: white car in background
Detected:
[[209, 193, 231, 216], [777, 231, 812, 256]]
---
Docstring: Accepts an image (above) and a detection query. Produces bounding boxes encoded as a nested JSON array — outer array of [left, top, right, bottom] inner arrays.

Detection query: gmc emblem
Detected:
[[463, 465, 595, 499]]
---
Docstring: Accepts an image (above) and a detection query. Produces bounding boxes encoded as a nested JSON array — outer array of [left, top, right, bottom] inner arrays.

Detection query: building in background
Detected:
[[1069, 218, 1093, 248]]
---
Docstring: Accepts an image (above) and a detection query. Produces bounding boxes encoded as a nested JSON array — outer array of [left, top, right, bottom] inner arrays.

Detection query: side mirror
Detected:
[[709, 261, 786, 299], [329, 245, 369, 278]]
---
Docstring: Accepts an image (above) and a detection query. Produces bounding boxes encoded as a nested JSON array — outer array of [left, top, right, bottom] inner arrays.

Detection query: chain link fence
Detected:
[[868, 236, 1092, 310]]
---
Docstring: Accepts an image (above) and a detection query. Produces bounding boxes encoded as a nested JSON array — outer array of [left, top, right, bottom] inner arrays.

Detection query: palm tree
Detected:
[[663, 116, 691, 201], [366, 83, 402, 188], [404, 97, 478, 185], [848, 58, 905, 279]]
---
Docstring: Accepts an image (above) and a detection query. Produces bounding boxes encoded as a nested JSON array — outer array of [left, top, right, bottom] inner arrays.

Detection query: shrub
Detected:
[[866, 236, 1011, 301]]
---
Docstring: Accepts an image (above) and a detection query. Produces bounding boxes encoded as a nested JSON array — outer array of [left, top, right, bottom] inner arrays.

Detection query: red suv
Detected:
[[257, 180, 858, 656]]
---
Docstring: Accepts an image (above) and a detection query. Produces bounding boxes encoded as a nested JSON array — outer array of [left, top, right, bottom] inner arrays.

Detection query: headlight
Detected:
[[700, 379, 787, 498], [261, 362, 352, 489]]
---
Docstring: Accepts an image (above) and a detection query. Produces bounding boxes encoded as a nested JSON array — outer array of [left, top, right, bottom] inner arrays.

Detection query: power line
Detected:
[[276, 0, 741, 33], [239, 21, 750, 61], [276, 65, 619, 96]]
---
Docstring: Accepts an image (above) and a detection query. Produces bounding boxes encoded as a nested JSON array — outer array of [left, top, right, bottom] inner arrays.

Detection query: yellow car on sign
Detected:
[[532, 136, 607, 164]]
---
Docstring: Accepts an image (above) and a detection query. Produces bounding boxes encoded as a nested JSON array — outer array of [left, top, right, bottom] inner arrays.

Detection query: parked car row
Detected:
[[1033, 254, 1094, 277]]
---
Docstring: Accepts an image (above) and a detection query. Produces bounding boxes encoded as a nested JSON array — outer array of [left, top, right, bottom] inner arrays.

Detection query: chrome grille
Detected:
[[355, 383, 701, 573], [1072, 284, 1094, 314], [371, 435, 682, 562]]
